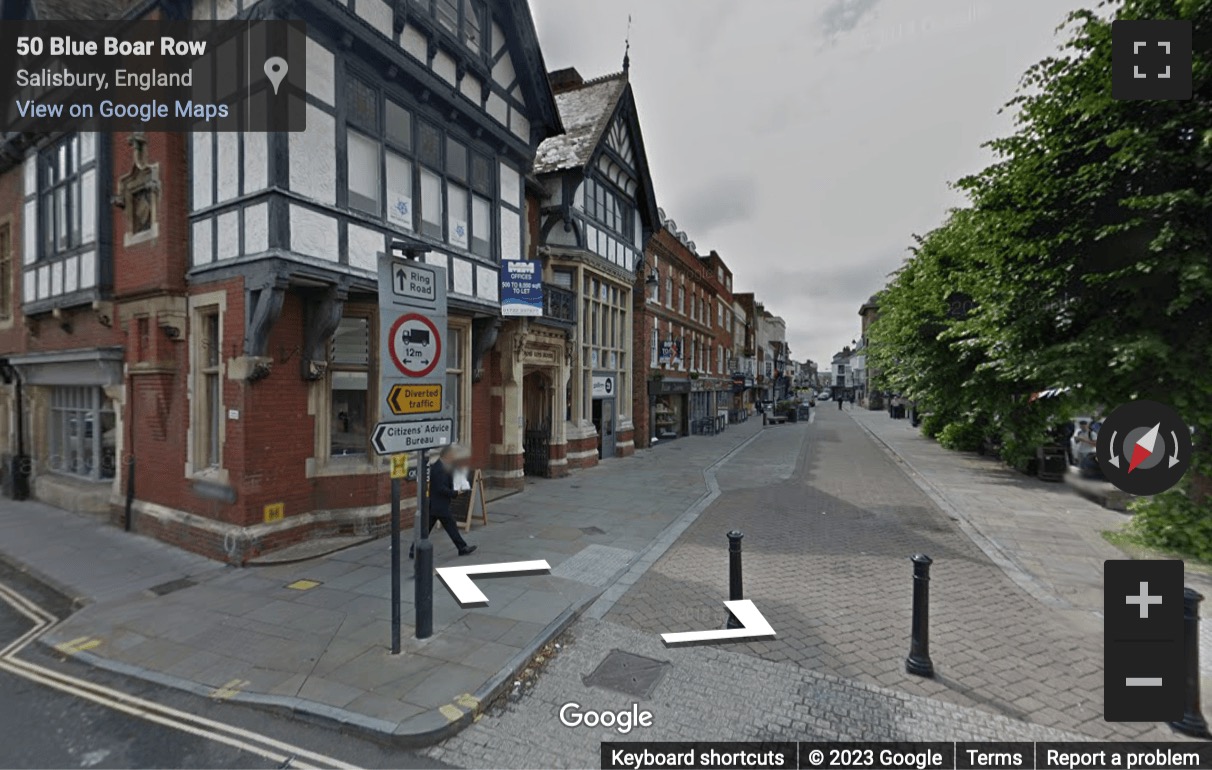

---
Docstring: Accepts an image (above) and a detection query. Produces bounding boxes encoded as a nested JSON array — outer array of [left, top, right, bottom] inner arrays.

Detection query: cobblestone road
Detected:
[[431, 407, 1190, 768], [606, 407, 1172, 740], [428, 620, 1084, 769]]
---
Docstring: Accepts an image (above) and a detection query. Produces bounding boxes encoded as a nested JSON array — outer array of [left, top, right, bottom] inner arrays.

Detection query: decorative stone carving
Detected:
[[114, 133, 161, 247]]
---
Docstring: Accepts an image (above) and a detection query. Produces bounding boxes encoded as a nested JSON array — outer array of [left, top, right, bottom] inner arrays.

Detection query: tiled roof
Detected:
[[533, 72, 626, 174]]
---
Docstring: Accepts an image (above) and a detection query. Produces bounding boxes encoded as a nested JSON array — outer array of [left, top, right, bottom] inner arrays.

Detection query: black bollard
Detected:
[[905, 553, 934, 678], [1170, 588, 1209, 738], [415, 449, 434, 640], [726, 530, 744, 629]]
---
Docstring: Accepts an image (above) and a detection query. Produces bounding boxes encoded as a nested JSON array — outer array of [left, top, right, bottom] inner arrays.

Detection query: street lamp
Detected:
[[645, 268, 659, 289]]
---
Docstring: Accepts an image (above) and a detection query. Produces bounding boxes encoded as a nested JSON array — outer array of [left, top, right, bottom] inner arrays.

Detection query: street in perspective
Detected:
[[0, 0, 1209, 769]]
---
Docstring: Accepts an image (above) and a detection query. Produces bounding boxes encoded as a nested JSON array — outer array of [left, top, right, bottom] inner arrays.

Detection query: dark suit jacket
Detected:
[[428, 460, 456, 517]]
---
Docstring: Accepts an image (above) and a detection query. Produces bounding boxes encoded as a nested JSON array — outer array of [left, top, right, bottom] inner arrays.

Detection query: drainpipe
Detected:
[[124, 363, 135, 531], [0, 360, 29, 500]]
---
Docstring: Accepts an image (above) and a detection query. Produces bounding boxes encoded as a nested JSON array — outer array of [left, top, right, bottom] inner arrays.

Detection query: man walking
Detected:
[[410, 445, 477, 558]]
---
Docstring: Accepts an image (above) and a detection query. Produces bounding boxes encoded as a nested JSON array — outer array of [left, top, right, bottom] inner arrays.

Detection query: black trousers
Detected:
[[415, 507, 468, 552]]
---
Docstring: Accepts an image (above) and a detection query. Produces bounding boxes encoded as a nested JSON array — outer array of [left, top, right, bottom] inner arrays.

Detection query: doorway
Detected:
[[592, 397, 615, 459], [522, 370, 552, 478]]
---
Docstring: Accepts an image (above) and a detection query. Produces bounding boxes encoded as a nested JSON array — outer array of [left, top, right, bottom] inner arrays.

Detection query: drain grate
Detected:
[[147, 577, 195, 596], [582, 649, 669, 699]]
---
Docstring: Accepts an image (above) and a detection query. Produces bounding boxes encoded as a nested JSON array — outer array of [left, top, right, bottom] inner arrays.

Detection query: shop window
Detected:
[[49, 386, 115, 481], [330, 317, 370, 456], [195, 309, 222, 469]]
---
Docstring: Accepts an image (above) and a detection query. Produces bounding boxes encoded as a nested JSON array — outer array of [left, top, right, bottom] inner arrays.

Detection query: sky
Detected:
[[529, 0, 1089, 367]]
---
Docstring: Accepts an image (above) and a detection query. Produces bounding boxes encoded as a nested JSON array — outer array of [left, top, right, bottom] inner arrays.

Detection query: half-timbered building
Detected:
[[170, 0, 561, 559], [508, 63, 658, 479]]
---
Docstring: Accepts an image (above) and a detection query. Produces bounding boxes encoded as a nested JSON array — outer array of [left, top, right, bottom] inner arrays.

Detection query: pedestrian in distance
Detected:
[[849, 391, 856, 410], [838, 395, 844, 411], [410, 444, 477, 558]]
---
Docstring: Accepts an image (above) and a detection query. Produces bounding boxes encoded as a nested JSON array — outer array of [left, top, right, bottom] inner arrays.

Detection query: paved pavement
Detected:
[[0, 418, 764, 745], [850, 407, 1212, 680], [0, 559, 442, 769], [427, 618, 1085, 770], [602, 405, 1185, 741]]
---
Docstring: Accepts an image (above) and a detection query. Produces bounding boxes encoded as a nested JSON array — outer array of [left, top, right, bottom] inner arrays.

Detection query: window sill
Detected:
[[187, 466, 229, 485], [307, 455, 383, 479]]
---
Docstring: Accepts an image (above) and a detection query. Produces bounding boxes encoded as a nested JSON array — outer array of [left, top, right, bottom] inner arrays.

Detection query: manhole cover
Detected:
[[147, 577, 195, 596], [579, 526, 606, 535], [582, 649, 669, 699]]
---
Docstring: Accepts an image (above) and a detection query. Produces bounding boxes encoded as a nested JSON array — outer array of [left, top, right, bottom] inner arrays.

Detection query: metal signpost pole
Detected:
[[415, 448, 433, 639]]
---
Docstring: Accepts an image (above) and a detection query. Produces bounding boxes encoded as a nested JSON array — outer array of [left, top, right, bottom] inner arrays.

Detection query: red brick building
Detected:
[[633, 212, 731, 447], [0, 0, 564, 562]]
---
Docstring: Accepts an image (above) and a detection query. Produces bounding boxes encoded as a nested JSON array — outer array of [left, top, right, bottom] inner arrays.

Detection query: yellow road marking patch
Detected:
[[211, 678, 250, 700], [285, 579, 322, 591], [454, 693, 479, 710], [438, 704, 464, 722], [54, 636, 101, 655]]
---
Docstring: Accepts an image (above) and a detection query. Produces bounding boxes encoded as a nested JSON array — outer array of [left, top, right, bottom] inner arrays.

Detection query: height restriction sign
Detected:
[[387, 313, 442, 378]]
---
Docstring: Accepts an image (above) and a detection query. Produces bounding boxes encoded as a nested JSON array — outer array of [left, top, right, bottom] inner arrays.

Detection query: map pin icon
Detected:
[[264, 56, 289, 95]]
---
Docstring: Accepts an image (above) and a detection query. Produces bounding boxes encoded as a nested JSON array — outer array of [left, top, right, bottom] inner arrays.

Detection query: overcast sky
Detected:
[[529, 0, 1088, 366]]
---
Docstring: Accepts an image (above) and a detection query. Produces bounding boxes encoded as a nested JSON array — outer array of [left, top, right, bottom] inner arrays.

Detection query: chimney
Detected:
[[548, 68, 584, 94]]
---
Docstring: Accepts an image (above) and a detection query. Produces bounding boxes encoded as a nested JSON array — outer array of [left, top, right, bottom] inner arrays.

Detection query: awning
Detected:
[[8, 347, 124, 386]]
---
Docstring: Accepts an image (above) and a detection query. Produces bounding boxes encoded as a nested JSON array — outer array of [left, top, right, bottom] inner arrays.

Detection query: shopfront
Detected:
[[591, 372, 618, 458], [650, 377, 690, 440]]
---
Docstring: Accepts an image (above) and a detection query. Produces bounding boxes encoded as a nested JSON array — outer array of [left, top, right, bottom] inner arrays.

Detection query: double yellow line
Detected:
[[0, 581, 358, 770]]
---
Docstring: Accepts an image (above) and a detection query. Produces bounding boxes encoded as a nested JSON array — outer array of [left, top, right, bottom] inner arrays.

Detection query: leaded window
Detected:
[[342, 80, 498, 259]]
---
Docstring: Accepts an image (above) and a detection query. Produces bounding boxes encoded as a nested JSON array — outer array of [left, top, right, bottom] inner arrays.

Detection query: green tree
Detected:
[[871, 0, 1212, 547]]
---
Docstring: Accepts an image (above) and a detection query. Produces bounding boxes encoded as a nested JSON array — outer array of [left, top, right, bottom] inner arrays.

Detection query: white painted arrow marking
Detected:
[[436, 560, 551, 608], [660, 600, 776, 646]]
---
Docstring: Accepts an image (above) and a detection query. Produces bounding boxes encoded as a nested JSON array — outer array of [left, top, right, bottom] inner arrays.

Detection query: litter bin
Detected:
[[1037, 445, 1067, 482], [892, 404, 906, 419]]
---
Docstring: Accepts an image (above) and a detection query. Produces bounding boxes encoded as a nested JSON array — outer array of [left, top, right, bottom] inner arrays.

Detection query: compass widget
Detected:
[[1097, 400, 1192, 496]]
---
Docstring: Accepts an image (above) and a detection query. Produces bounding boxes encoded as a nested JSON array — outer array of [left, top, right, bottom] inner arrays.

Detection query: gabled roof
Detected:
[[499, 0, 563, 143], [534, 71, 628, 174]]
